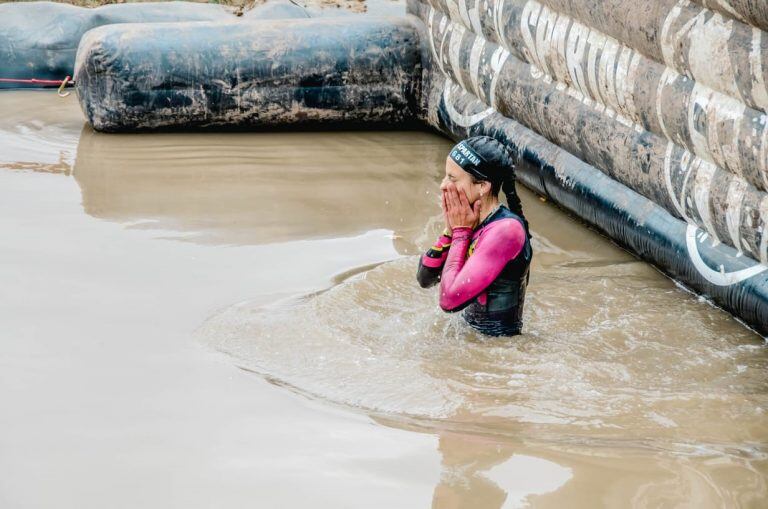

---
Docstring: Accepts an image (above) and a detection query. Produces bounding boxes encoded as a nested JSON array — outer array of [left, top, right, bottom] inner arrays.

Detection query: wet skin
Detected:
[[439, 157, 499, 231]]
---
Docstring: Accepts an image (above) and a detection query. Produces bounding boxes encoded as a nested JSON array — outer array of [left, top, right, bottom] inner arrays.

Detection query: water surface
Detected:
[[1, 91, 766, 508]]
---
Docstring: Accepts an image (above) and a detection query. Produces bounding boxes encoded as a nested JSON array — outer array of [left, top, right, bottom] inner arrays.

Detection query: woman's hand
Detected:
[[441, 189, 452, 231], [442, 183, 480, 230]]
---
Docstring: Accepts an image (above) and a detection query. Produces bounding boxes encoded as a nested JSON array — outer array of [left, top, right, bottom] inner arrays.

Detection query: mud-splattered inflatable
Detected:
[[74, 17, 422, 130], [412, 0, 768, 335], [0, 1, 235, 88]]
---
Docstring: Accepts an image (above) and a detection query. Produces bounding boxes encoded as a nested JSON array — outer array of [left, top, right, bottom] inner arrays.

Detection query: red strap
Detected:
[[0, 78, 71, 86]]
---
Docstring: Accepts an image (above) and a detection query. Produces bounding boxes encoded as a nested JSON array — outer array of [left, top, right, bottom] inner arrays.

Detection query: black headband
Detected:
[[449, 140, 490, 181]]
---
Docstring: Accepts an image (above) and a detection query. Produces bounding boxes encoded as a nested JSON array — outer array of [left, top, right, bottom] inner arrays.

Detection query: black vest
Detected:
[[463, 206, 532, 336]]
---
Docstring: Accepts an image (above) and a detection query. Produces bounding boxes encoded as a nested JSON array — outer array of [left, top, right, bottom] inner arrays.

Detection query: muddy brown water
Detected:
[[1, 91, 767, 508]]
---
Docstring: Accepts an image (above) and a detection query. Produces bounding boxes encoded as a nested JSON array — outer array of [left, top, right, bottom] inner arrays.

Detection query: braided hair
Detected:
[[453, 136, 530, 238]]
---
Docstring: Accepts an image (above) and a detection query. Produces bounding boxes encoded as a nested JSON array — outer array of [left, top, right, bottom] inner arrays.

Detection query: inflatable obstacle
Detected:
[[0, 1, 236, 89], [411, 0, 768, 334], [0, 0, 376, 90], [4, 1, 768, 334], [74, 17, 422, 131]]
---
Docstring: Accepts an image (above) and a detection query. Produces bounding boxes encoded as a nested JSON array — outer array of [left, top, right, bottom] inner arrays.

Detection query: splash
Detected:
[[199, 251, 768, 454]]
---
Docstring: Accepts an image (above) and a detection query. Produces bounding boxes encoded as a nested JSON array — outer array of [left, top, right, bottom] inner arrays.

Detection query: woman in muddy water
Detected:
[[417, 136, 532, 336]]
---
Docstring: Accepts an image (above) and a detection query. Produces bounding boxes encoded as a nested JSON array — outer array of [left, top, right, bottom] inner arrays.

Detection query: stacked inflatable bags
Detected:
[[0, 1, 236, 88], [73, 17, 422, 130], [409, 0, 768, 334]]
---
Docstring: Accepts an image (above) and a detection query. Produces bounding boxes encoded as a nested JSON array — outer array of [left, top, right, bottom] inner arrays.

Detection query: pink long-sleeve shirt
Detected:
[[418, 216, 526, 312]]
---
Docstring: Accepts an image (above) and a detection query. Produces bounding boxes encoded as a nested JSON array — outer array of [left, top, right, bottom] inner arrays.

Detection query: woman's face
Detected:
[[440, 157, 485, 204]]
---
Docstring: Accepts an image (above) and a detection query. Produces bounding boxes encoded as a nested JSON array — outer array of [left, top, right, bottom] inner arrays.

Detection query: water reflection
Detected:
[[71, 126, 447, 248], [0, 91, 81, 173], [0, 92, 449, 250], [429, 431, 572, 508]]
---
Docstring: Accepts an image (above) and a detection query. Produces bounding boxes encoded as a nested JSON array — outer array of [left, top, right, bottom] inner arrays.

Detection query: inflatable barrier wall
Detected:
[[74, 17, 422, 130], [0, 1, 235, 88], [3, 1, 767, 334], [409, 0, 768, 334]]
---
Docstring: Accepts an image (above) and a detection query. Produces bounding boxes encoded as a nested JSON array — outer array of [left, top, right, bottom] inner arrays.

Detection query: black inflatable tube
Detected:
[[0, 1, 235, 89], [74, 17, 422, 131], [414, 4, 768, 263], [428, 73, 768, 335]]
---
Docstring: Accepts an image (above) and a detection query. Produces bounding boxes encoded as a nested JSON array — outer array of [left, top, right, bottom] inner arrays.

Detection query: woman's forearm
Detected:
[[438, 227, 473, 311], [416, 229, 453, 288], [439, 220, 525, 311]]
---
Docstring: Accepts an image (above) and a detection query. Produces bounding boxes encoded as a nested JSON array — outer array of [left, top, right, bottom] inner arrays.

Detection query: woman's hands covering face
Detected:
[[442, 182, 480, 230]]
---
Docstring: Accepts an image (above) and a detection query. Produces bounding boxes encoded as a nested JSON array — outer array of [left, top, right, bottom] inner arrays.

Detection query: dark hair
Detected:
[[460, 136, 530, 237]]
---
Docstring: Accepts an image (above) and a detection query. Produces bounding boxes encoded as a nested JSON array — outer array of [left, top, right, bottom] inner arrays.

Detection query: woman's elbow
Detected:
[[439, 294, 461, 313], [416, 273, 432, 288], [416, 265, 439, 288]]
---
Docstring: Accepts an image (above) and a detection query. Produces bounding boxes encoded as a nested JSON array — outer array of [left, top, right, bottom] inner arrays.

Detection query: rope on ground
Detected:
[[0, 76, 74, 97]]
